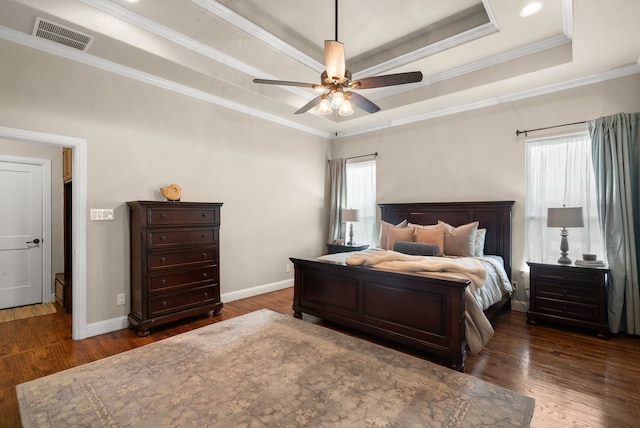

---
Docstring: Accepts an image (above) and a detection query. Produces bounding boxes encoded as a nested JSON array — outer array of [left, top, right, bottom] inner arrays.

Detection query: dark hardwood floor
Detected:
[[2, 287, 639, 427]]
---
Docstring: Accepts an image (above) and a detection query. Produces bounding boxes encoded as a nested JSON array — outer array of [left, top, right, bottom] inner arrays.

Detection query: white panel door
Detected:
[[0, 160, 43, 309]]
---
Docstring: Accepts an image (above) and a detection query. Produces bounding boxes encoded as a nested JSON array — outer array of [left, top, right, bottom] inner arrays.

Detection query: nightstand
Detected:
[[527, 261, 609, 338], [326, 243, 369, 254]]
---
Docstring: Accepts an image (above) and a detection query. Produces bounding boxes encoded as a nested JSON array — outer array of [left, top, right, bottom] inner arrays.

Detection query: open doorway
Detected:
[[0, 125, 88, 340], [54, 147, 73, 313]]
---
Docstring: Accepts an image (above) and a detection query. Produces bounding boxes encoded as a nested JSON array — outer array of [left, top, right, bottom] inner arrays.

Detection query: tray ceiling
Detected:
[[0, 0, 639, 138]]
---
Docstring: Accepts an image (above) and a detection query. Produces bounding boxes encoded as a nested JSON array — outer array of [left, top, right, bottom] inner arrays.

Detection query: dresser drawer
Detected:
[[535, 282, 599, 305], [147, 206, 219, 226], [148, 246, 216, 270], [148, 266, 217, 293], [148, 285, 219, 317], [147, 227, 218, 248], [535, 297, 599, 322]]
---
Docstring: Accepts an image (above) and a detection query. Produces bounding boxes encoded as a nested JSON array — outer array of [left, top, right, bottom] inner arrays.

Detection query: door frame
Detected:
[[0, 126, 88, 340], [0, 155, 52, 306]]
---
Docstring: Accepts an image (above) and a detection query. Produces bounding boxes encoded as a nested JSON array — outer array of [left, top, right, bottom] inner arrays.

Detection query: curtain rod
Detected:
[[516, 120, 586, 137], [328, 152, 378, 164], [347, 152, 378, 161]]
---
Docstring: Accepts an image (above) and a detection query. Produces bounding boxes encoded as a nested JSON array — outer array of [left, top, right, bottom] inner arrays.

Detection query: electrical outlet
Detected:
[[285, 264, 291, 273], [511, 281, 518, 291], [117, 293, 126, 305]]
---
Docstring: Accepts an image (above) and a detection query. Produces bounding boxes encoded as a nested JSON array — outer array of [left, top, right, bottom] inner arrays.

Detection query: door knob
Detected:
[[26, 238, 40, 244]]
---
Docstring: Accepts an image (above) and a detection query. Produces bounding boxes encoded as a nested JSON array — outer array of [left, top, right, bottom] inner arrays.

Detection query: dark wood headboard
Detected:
[[379, 201, 514, 279]]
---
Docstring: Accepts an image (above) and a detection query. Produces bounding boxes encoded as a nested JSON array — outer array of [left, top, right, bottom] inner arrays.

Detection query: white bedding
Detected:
[[317, 249, 513, 354]]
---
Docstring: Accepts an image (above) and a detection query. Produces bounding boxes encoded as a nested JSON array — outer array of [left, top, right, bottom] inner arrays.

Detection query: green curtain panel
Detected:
[[589, 112, 640, 334]]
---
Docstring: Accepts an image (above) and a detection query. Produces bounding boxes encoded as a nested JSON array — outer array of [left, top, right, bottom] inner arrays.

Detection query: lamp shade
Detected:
[[341, 209, 360, 223], [547, 207, 584, 228]]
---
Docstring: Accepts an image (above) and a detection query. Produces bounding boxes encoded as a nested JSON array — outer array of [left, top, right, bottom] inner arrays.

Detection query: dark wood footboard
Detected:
[[291, 257, 471, 371]]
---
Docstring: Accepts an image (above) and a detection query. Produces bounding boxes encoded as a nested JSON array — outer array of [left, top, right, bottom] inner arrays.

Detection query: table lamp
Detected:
[[342, 209, 360, 246], [547, 206, 584, 264]]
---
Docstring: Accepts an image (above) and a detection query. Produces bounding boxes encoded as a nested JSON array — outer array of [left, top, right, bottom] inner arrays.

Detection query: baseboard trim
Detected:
[[511, 298, 528, 313], [84, 279, 295, 338], [221, 279, 294, 303], [86, 316, 129, 338]]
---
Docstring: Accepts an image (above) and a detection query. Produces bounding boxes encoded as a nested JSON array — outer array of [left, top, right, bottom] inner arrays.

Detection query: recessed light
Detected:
[[520, 2, 544, 18]]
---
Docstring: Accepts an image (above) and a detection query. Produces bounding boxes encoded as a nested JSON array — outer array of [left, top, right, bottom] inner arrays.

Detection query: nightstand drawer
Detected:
[[536, 282, 599, 305], [535, 297, 599, 321], [532, 269, 603, 287]]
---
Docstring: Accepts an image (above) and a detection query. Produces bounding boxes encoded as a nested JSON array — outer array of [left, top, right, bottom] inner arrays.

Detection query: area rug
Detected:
[[0, 302, 56, 323], [17, 309, 534, 427]]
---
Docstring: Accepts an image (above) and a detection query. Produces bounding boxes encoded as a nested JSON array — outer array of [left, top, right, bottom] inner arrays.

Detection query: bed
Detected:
[[290, 201, 514, 372]]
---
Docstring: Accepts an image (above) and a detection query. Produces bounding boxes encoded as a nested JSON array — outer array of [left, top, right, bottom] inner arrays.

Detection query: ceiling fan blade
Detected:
[[253, 78, 316, 89], [350, 71, 423, 90], [294, 95, 324, 114], [324, 40, 345, 82], [348, 92, 380, 113]]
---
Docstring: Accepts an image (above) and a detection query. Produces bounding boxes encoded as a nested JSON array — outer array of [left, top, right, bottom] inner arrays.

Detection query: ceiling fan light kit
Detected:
[[253, 0, 423, 116]]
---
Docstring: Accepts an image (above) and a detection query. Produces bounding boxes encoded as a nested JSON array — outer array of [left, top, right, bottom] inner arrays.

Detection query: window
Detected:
[[525, 131, 604, 263], [346, 160, 376, 246]]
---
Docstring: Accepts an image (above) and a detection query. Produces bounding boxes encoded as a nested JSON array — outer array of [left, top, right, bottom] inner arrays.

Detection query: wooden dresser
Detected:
[[127, 201, 223, 336]]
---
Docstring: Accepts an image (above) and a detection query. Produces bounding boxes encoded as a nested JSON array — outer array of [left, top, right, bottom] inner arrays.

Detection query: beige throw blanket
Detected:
[[346, 251, 487, 288], [346, 250, 494, 353]]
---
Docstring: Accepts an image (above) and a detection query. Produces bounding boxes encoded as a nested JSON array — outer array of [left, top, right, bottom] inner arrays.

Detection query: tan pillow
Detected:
[[387, 226, 415, 250], [379, 219, 408, 249], [474, 228, 486, 257], [438, 221, 479, 257], [415, 227, 445, 255]]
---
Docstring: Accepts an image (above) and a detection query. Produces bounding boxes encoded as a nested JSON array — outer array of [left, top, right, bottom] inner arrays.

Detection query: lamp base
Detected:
[[346, 223, 355, 246], [557, 227, 572, 264], [557, 255, 572, 264]]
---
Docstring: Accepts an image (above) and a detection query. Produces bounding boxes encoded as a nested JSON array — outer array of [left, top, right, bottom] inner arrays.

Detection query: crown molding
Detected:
[[333, 62, 640, 139], [0, 25, 329, 139]]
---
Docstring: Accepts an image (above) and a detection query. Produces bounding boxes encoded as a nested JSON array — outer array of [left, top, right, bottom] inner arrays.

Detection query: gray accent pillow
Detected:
[[393, 241, 441, 256]]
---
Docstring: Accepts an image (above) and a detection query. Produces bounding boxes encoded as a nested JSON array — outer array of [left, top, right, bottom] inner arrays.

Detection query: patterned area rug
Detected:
[[17, 309, 534, 427], [0, 302, 56, 323]]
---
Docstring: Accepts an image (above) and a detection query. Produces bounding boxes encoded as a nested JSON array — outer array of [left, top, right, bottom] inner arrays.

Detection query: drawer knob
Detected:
[[202, 213, 206, 217], [160, 257, 166, 263], [160, 213, 166, 219], [202, 252, 207, 258], [160, 235, 166, 241], [162, 301, 167, 307], [201, 233, 206, 238], [160, 279, 166, 285], [203, 272, 208, 278], [204, 292, 208, 298]]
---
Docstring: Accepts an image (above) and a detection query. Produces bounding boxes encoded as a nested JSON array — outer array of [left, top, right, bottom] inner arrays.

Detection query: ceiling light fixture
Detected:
[[520, 2, 544, 18], [252, 0, 423, 116]]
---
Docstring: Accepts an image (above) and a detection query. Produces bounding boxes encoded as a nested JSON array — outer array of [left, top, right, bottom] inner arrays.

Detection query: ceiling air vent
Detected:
[[32, 17, 93, 51]]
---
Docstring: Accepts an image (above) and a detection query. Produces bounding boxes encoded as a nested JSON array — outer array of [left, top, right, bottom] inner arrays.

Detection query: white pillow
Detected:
[[474, 228, 486, 257]]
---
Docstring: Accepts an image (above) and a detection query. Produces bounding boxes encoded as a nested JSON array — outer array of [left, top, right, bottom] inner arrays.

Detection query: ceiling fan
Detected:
[[253, 0, 423, 116]]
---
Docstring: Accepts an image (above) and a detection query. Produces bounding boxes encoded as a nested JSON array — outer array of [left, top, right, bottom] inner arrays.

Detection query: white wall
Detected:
[[331, 73, 640, 306], [0, 39, 328, 324]]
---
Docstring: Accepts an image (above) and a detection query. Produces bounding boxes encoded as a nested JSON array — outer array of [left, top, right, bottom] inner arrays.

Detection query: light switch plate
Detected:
[[90, 209, 114, 221]]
